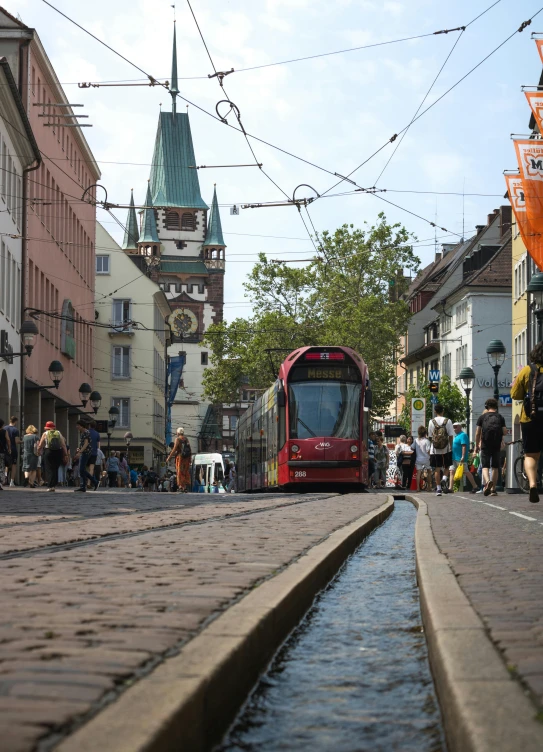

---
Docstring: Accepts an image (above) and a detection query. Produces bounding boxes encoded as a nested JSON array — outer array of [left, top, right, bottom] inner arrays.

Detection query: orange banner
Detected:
[[525, 91, 543, 134], [536, 38, 543, 65], [505, 173, 531, 250], [513, 139, 543, 269]]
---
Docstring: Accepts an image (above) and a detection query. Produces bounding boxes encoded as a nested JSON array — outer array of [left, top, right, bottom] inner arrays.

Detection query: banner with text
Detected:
[[536, 38, 543, 65], [513, 139, 543, 270], [525, 91, 543, 135], [505, 173, 532, 251]]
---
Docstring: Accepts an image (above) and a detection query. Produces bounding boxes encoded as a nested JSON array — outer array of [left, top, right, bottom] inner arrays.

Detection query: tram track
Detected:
[[0, 493, 339, 561]]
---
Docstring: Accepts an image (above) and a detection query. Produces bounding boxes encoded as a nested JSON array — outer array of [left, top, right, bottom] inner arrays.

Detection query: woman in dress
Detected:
[[22, 425, 39, 487], [166, 427, 192, 493]]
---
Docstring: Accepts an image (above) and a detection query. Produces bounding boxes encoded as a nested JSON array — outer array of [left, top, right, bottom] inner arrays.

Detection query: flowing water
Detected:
[[219, 501, 445, 752]]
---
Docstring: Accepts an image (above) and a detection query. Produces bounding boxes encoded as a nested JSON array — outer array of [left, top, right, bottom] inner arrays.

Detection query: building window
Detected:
[[166, 210, 180, 229], [442, 314, 451, 335], [96, 255, 110, 274], [112, 346, 130, 378], [455, 301, 468, 327], [442, 353, 451, 378], [455, 344, 467, 377], [112, 398, 130, 428], [112, 299, 131, 330], [514, 328, 527, 374], [181, 212, 195, 230], [229, 415, 238, 431], [201, 351, 208, 366], [241, 389, 258, 402]]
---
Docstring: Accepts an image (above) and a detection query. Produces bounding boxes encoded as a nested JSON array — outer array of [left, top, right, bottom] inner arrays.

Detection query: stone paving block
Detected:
[[0, 489, 383, 751]]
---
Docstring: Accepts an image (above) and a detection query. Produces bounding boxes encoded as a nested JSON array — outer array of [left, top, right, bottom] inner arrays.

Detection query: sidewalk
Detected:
[[424, 491, 543, 711], [0, 490, 384, 751]]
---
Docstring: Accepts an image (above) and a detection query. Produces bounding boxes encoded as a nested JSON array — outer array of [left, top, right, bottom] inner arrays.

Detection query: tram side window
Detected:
[[278, 401, 286, 449]]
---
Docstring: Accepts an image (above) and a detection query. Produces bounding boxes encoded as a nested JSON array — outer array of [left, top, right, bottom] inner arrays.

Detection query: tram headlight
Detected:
[[291, 444, 300, 454], [350, 444, 358, 453]]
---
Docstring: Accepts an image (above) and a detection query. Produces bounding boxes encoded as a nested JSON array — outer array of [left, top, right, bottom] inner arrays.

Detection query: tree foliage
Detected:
[[398, 375, 466, 434], [202, 214, 419, 415]]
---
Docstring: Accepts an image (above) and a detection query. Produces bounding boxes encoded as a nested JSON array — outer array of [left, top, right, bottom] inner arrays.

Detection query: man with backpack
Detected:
[[475, 398, 507, 497], [511, 341, 543, 503], [37, 421, 68, 492], [428, 404, 454, 496]]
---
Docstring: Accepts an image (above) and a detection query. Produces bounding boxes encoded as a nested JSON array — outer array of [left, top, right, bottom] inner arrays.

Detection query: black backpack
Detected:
[[481, 412, 503, 448], [181, 439, 191, 459], [523, 365, 543, 422]]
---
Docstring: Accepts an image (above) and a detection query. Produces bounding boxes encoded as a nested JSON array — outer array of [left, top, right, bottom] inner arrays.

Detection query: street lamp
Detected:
[[107, 406, 119, 455], [124, 431, 133, 465], [48, 361, 64, 389], [458, 367, 476, 442], [0, 319, 39, 359], [486, 340, 506, 403], [527, 271, 543, 341], [79, 383, 92, 407], [89, 391, 102, 414]]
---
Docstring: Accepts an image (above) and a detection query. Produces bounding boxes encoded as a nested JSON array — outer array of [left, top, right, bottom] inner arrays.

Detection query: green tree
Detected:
[[398, 375, 466, 434], [202, 213, 419, 413]]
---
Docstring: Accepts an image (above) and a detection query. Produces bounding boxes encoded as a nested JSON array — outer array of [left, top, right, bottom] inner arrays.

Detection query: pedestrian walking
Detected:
[[38, 421, 67, 492], [86, 421, 101, 484], [450, 422, 477, 493], [119, 452, 129, 487], [94, 446, 105, 482], [414, 425, 432, 492], [373, 435, 389, 488], [22, 425, 39, 488], [368, 431, 377, 485], [227, 463, 237, 493], [475, 398, 507, 497], [5, 415, 20, 486], [428, 403, 454, 497], [395, 434, 414, 489], [510, 341, 543, 503], [73, 420, 98, 493], [166, 427, 192, 493], [106, 451, 120, 487], [0, 418, 11, 491]]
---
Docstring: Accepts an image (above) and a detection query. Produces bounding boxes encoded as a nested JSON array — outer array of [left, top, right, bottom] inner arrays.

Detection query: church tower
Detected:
[[126, 23, 225, 452]]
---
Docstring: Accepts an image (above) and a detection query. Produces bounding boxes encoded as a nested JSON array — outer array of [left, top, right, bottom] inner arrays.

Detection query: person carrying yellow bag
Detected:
[[450, 422, 478, 493]]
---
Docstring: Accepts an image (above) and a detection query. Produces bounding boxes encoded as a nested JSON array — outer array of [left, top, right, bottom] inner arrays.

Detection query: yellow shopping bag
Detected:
[[453, 462, 464, 492]]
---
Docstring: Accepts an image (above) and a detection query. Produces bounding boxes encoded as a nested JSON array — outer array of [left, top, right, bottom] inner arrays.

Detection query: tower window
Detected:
[[181, 212, 195, 230], [166, 211, 180, 229]]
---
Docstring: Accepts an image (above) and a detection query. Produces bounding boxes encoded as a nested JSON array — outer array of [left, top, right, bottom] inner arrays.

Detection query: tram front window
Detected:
[[288, 381, 361, 439]]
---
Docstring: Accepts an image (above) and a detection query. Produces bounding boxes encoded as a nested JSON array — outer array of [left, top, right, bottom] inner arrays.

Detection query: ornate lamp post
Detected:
[[527, 271, 543, 342], [486, 340, 506, 403], [107, 406, 119, 456], [124, 431, 133, 466], [458, 367, 476, 442], [89, 391, 102, 415]]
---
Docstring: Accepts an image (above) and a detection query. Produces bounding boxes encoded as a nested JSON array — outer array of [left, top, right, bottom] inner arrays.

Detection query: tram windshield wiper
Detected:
[[297, 417, 317, 437]]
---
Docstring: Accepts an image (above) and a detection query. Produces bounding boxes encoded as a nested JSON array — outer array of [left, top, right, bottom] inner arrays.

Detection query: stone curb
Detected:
[[410, 494, 543, 752], [55, 496, 394, 752]]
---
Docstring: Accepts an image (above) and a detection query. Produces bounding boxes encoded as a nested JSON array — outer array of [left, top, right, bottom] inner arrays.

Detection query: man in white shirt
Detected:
[[428, 403, 454, 497]]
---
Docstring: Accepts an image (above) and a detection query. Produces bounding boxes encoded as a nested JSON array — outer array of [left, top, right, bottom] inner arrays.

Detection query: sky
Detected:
[[7, 0, 541, 320]]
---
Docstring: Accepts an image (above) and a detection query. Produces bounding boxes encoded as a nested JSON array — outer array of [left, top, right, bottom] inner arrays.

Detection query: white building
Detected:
[[93, 223, 171, 468], [0, 58, 40, 422]]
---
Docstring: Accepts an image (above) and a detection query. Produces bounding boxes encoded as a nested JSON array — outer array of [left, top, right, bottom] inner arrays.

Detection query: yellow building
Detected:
[[511, 221, 529, 441], [94, 222, 171, 468]]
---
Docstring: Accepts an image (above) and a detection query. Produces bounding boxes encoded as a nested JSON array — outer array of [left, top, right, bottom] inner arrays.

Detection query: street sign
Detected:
[[431, 395, 439, 405], [429, 369, 440, 382], [499, 395, 513, 407], [411, 397, 426, 433]]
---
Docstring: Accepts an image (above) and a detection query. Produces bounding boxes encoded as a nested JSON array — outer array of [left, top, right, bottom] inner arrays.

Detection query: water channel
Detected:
[[219, 501, 446, 752]]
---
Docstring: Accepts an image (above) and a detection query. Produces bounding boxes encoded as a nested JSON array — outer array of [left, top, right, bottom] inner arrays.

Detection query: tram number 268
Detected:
[[294, 470, 307, 478]]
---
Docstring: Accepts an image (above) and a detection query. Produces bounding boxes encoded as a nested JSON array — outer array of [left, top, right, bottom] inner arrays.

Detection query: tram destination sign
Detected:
[[290, 365, 361, 382]]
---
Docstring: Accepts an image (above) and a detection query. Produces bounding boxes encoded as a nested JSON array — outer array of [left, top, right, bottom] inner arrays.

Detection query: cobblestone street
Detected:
[[0, 489, 384, 751]]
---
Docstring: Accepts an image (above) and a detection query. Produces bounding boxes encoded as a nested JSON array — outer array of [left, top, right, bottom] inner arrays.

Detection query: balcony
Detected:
[[108, 321, 134, 337]]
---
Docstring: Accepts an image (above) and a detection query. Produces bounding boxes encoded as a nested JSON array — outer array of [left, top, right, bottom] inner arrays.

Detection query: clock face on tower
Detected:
[[169, 308, 198, 338]]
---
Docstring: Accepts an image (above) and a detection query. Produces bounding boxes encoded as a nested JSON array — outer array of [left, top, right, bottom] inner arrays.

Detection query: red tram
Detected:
[[236, 346, 372, 491]]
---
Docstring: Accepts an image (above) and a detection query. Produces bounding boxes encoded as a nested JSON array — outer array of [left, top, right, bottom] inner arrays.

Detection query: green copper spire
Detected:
[[204, 185, 225, 246], [139, 182, 160, 243], [122, 189, 139, 249], [170, 23, 179, 117]]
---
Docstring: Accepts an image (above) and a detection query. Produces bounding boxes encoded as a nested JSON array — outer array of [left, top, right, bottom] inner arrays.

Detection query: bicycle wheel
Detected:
[[514, 455, 530, 493]]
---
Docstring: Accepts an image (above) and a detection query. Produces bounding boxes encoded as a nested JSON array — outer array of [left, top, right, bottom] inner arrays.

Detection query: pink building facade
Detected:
[[0, 8, 100, 447]]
